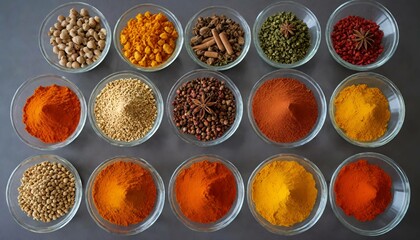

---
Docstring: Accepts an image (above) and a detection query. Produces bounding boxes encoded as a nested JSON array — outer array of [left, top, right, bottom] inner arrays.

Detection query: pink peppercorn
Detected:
[[331, 16, 384, 65]]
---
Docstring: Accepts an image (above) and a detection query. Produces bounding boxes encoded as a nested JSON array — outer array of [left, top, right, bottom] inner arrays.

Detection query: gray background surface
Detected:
[[0, 0, 418, 239]]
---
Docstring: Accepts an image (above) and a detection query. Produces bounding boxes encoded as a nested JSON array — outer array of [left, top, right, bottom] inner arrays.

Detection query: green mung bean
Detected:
[[258, 12, 310, 64]]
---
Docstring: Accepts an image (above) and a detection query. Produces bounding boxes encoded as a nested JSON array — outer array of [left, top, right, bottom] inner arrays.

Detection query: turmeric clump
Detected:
[[120, 11, 178, 67], [334, 84, 390, 142]]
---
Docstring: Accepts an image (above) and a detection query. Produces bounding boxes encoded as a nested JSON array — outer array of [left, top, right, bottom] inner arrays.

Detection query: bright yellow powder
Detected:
[[334, 84, 390, 142], [252, 160, 317, 227]]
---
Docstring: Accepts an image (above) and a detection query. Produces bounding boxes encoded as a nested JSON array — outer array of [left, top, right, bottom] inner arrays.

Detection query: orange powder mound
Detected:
[[252, 78, 318, 143], [93, 161, 157, 226], [23, 85, 80, 143], [175, 160, 237, 223], [334, 159, 392, 221]]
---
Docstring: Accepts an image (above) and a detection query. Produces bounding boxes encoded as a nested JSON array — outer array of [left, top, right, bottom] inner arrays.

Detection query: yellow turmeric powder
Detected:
[[120, 11, 178, 68], [252, 160, 317, 227], [334, 84, 390, 142]]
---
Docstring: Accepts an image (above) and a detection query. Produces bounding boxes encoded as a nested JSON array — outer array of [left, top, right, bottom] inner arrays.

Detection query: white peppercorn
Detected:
[[71, 53, 78, 61], [88, 17, 96, 27], [53, 46, 59, 54], [80, 8, 88, 17], [61, 20, 67, 28], [47, 7, 107, 69], [57, 43, 65, 50], [58, 50, 65, 58], [17, 161, 76, 223], [65, 46, 73, 55], [59, 58, 67, 66], [54, 22, 62, 30], [98, 40, 105, 50], [72, 61, 80, 68], [72, 36, 82, 45], [87, 40, 95, 49], [82, 23, 89, 31], [76, 55, 85, 64]]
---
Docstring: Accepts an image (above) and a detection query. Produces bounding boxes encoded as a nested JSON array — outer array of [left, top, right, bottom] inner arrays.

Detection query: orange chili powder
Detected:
[[93, 161, 157, 226], [23, 84, 80, 143], [252, 78, 318, 143], [334, 159, 392, 221], [175, 160, 237, 223]]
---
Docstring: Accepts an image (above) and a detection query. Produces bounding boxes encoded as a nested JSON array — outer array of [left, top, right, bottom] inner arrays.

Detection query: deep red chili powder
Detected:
[[331, 16, 384, 65]]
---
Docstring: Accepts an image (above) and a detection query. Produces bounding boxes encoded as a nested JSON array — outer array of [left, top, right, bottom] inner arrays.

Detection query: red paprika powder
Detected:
[[252, 78, 318, 143], [331, 16, 384, 65], [334, 159, 392, 221]]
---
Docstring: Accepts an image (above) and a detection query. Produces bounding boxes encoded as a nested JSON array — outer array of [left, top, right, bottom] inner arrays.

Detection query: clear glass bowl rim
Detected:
[[246, 153, 328, 235], [328, 152, 410, 236], [184, 5, 251, 71], [168, 154, 245, 232], [39, 1, 112, 73], [113, 3, 184, 72], [328, 72, 405, 147], [10, 74, 87, 150], [247, 69, 327, 147], [252, 1, 322, 68], [85, 155, 165, 235], [88, 70, 164, 147], [6, 154, 83, 233], [166, 69, 243, 147], [324, 0, 399, 71]]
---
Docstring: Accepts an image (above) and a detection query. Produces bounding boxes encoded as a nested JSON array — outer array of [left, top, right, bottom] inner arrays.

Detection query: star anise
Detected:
[[280, 21, 295, 38], [353, 28, 374, 50], [190, 94, 216, 119]]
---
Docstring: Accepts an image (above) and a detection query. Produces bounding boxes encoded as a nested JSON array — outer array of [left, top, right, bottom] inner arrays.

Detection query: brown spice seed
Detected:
[[172, 77, 236, 141]]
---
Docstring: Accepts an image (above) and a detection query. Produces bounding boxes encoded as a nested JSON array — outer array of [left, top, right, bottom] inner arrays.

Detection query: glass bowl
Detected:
[[329, 152, 410, 236], [325, 0, 399, 71], [85, 156, 165, 235], [168, 154, 244, 232], [10, 74, 87, 150], [329, 72, 405, 147], [113, 4, 183, 72], [6, 154, 83, 233], [253, 1, 321, 68], [88, 71, 164, 147], [39, 2, 112, 73], [248, 69, 326, 147], [184, 6, 251, 71], [247, 153, 327, 235], [166, 69, 243, 147]]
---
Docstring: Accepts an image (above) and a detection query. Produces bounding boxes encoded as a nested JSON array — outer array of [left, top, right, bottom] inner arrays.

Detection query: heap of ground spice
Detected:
[[93, 160, 157, 226], [23, 84, 81, 143], [94, 78, 157, 142], [175, 160, 237, 223], [120, 11, 178, 68], [334, 159, 392, 221], [252, 160, 317, 226], [331, 16, 384, 65], [252, 78, 318, 143], [334, 84, 390, 142]]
